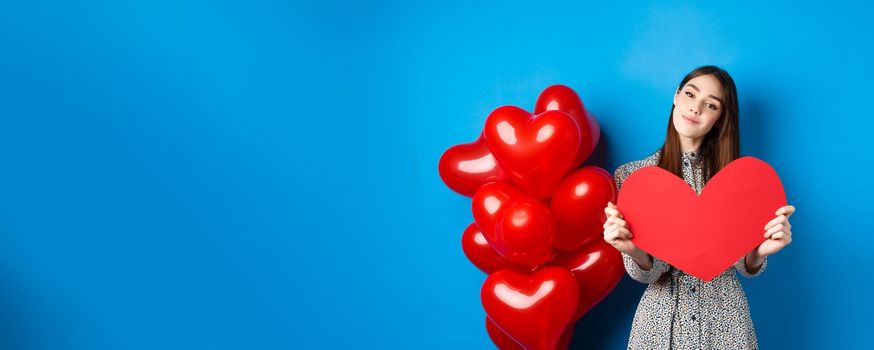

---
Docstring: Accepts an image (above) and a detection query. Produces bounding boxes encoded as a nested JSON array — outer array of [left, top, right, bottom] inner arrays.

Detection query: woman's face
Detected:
[[672, 74, 725, 139]]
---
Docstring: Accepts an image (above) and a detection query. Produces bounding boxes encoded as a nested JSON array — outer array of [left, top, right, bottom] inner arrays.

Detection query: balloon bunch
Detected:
[[439, 85, 625, 350]]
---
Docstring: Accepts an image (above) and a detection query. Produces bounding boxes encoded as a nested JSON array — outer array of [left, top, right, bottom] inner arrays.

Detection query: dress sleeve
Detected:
[[614, 164, 672, 284], [734, 254, 768, 278], [622, 252, 672, 283]]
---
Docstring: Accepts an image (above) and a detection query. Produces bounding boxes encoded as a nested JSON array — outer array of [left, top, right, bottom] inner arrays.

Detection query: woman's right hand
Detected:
[[603, 201, 637, 254]]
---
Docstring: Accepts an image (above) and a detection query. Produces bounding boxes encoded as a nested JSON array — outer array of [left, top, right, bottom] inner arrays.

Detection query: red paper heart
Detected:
[[483, 106, 581, 200], [551, 239, 624, 321], [534, 84, 600, 167], [616, 156, 787, 281], [438, 133, 508, 197], [482, 267, 579, 350], [548, 166, 616, 252], [472, 182, 556, 268]]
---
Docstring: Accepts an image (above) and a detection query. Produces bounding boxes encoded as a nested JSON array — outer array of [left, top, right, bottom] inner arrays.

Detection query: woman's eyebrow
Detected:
[[687, 84, 724, 104]]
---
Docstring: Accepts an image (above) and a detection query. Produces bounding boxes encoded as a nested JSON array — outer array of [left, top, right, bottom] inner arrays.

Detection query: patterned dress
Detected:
[[614, 148, 768, 350]]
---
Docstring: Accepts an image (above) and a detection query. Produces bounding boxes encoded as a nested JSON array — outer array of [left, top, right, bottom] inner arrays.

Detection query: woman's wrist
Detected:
[[628, 247, 654, 270], [745, 249, 766, 274]]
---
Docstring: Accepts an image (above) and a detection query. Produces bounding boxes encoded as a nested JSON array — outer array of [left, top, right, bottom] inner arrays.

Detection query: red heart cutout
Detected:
[[484, 106, 581, 200], [616, 156, 787, 281], [551, 239, 624, 321], [482, 267, 579, 350], [472, 182, 556, 268], [534, 84, 600, 167], [485, 316, 574, 350], [461, 223, 526, 274], [549, 166, 616, 252], [438, 133, 508, 197]]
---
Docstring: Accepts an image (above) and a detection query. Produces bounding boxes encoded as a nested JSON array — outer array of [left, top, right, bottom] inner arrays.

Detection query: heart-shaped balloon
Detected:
[[439, 133, 508, 197], [461, 223, 526, 274], [551, 239, 624, 321], [485, 316, 524, 350], [548, 166, 616, 252], [617, 156, 787, 281], [473, 181, 556, 268], [483, 106, 581, 200], [485, 317, 574, 350], [534, 84, 600, 168], [482, 266, 579, 350]]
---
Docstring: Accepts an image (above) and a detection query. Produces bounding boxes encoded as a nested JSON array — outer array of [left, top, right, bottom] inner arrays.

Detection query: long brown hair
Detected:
[[655, 65, 740, 283], [657, 65, 740, 183]]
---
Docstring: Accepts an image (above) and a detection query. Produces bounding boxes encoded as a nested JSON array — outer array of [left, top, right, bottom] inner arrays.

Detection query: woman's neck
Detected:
[[679, 135, 703, 153]]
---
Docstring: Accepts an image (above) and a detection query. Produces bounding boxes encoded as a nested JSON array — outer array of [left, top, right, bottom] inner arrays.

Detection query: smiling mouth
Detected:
[[682, 115, 700, 124]]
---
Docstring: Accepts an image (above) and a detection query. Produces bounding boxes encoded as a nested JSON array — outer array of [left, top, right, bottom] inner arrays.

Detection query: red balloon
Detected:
[[548, 166, 617, 252], [483, 106, 581, 200], [551, 239, 624, 321], [482, 266, 579, 350], [486, 317, 524, 350], [438, 133, 508, 197], [486, 317, 575, 350], [534, 84, 601, 167], [461, 223, 526, 274], [473, 182, 556, 268], [556, 324, 574, 350]]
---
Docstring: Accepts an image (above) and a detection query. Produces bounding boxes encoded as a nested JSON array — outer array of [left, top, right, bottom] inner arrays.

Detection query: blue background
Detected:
[[1, 0, 871, 349]]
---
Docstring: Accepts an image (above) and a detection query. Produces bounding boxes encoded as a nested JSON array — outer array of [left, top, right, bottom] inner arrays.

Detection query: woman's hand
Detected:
[[757, 205, 796, 257], [603, 201, 637, 254]]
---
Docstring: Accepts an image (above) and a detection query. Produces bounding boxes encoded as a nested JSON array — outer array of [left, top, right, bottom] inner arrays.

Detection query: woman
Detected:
[[601, 65, 795, 349]]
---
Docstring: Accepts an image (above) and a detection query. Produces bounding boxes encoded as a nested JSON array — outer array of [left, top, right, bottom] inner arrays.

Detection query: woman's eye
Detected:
[[685, 92, 694, 98], [707, 103, 718, 110]]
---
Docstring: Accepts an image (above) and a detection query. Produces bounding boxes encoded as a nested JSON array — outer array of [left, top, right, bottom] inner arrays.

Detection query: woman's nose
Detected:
[[689, 107, 700, 115]]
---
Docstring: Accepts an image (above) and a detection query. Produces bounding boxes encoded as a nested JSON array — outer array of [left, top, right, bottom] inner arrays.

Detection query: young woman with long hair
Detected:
[[602, 65, 796, 349]]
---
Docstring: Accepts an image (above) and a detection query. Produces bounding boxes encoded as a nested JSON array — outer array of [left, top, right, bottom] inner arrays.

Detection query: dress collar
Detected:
[[681, 149, 701, 165]]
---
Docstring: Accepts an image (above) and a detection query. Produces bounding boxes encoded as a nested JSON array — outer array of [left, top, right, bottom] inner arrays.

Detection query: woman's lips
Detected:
[[682, 115, 700, 125]]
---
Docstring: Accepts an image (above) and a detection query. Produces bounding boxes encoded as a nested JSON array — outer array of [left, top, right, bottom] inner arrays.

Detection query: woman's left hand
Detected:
[[757, 205, 796, 257]]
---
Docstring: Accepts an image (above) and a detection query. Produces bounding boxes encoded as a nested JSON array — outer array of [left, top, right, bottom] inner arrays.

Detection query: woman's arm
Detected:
[[745, 249, 766, 274], [736, 205, 795, 278], [613, 163, 672, 283], [622, 248, 671, 283], [627, 247, 653, 270], [735, 250, 768, 278]]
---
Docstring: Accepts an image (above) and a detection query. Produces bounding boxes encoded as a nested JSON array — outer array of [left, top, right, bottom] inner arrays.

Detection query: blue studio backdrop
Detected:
[[1, 1, 871, 349]]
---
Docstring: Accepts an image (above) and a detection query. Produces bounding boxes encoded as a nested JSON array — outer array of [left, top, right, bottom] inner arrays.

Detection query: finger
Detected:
[[770, 231, 785, 240], [604, 206, 619, 217], [776, 205, 796, 218], [617, 227, 633, 239], [764, 223, 783, 238], [613, 217, 627, 228], [604, 226, 619, 240], [785, 205, 796, 218], [607, 202, 624, 218], [604, 226, 615, 240], [764, 215, 786, 230], [616, 227, 632, 239], [603, 217, 614, 230], [606, 225, 630, 240]]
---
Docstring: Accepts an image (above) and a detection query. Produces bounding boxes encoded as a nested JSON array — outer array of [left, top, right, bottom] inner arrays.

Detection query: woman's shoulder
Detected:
[[613, 148, 661, 188]]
